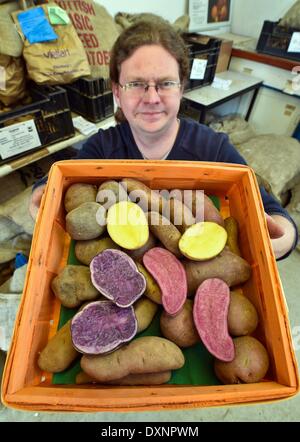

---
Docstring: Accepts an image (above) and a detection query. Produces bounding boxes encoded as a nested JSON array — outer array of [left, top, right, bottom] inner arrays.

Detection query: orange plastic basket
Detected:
[[2, 160, 299, 412]]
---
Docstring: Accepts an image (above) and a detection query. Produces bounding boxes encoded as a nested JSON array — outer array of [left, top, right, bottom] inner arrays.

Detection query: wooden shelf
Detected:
[[0, 116, 116, 178], [232, 47, 299, 71]]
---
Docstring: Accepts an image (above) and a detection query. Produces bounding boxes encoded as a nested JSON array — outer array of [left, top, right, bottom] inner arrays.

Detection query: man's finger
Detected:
[[265, 213, 285, 239]]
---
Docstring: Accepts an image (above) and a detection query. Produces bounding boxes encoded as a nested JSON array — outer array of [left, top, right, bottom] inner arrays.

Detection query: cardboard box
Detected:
[[216, 38, 233, 73], [1, 160, 299, 412]]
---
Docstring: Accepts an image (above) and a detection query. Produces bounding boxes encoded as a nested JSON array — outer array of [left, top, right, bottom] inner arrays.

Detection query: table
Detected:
[[0, 115, 116, 178], [183, 70, 263, 124]]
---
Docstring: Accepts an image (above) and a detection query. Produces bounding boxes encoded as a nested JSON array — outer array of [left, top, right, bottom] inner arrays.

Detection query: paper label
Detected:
[[0, 65, 5, 91], [212, 76, 232, 90], [48, 6, 70, 25], [0, 120, 41, 160], [72, 116, 98, 136], [17, 7, 58, 44], [288, 32, 300, 53], [190, 58, 208, 80]]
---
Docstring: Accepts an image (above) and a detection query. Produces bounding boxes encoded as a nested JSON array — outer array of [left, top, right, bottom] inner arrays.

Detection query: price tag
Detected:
[[190, 59, 208, 80], [0, 120, 41, 160], [72, 116, 98, 136], [288, 32, 300, 52]]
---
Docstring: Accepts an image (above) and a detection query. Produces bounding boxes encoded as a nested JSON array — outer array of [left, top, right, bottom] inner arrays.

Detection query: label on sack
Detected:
[[0, 120, 41, 160], [190, 59, 208, 80], [17, 7, 58, 44], [48, 6, 70, 25]]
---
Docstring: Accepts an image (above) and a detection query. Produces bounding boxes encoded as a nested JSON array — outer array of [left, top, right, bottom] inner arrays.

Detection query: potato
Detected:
[[136, 262, 162, 304], [134, 297, 158, 333], [51, 265, 100, 308], [76, 370, 171, 385], [179, 222, 227, 261], [183, 248, 251, 296], [214, 336, 270, 384], [64, 183, 97, 213], [81, 336, 185, 382], [127, 231, 157, 262], [38, 321, 79, 373], [162, 197, 195, 233], [172, 189, 224, 226], [147, 211, 181, 257], [121, 178, 164, 212], [228, 291, 259, 336], [224, 216, 241, 256], [96, 180, 128, 209], [75, 236, 120, 265], [160, 299, 199, 347], [66, 202, 106, 240]]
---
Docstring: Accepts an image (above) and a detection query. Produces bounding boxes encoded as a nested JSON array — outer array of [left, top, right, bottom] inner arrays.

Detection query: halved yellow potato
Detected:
[[107, 201, 149, 250], [179, 221, 227, 260]]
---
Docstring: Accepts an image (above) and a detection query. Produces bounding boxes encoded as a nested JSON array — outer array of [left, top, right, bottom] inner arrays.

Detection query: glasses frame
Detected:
[[118, 80, 182, 96]]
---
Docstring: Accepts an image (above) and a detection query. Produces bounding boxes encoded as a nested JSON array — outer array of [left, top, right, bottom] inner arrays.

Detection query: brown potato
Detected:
[[81, 336, 185, 382], [127, 231, 157, 262], [51, 265, 100, 308], [214, 336, 270, 384], [224, 216, 241, 256], [228, 291, 258, 336], [96, 180, 128, 209], [66, 202, 106, 240], [134, 297, 158, 333], [136, 262, 162, 304], [147, 211, 181, 257], [121, 178, 164, 212], [64, 183, 97, 213], [183, 248, 251, 296], [38, 321, 79, 373], [162, 196, 195, 233], [160, 299, 199, 347], [75, 236, 120, 265]]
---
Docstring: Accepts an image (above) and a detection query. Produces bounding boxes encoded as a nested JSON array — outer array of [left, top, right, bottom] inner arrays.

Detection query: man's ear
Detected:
[[112, 82, 121, 107]]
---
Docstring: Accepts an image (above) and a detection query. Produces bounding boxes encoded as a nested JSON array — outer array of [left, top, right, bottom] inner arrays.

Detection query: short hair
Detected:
[[109, 19, 189, 122]]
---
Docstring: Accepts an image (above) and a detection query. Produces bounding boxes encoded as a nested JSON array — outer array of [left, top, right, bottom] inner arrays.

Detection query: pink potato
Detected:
[[193, 278, 234, 361], [143, 247, 187, 316]]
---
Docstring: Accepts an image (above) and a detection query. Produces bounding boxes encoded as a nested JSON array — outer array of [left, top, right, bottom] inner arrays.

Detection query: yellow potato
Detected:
[[179, 221, 227, 260], [107, 201, 149, 250]]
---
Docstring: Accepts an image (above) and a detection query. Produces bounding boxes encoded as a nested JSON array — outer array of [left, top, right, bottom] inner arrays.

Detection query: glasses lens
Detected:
[[122, 81, 180, 96]]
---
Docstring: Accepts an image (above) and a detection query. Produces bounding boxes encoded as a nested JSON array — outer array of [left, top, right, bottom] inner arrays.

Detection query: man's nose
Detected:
[[143, 84, 161, 102]]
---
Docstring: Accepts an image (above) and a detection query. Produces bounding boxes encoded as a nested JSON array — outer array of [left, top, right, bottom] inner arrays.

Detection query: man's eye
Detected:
[[128, 82, 145, 89], [159, 81, 177, 89]]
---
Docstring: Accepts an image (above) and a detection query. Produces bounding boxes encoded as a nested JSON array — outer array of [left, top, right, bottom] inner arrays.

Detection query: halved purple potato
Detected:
[[71, 300, 137, 354], [90, 249, 146, 307]]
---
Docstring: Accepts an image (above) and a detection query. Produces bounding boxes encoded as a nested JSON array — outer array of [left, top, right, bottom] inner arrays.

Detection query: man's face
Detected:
[[112, 45, 183, 136]]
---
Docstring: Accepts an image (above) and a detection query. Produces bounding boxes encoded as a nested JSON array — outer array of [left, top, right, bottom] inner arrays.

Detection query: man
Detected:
[[30, 19, 297, 259]]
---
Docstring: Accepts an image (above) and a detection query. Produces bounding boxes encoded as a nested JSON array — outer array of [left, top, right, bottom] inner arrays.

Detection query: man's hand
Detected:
[[265, 212, 296, 259], [29, 184, 46, 221]]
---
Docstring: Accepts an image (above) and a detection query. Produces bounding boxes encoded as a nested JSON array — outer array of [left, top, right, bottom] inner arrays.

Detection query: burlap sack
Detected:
[[0, 54, 27, 106], [12, 3, 91, 84], [236, 134, 300, 204], [0, 1, 23, 57], [54, 0, 120, 79], [210, 115, 256, 146], [279, 0, 300, 29]]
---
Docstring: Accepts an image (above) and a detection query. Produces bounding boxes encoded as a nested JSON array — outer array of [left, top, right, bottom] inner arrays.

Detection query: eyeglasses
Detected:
[[118, 80, 181, 97]]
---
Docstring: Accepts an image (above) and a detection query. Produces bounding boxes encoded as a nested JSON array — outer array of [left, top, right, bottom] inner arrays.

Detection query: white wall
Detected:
[[96, 0, 297, 38], [96, 0, 188, 24], [231, 0, 297, 38]]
